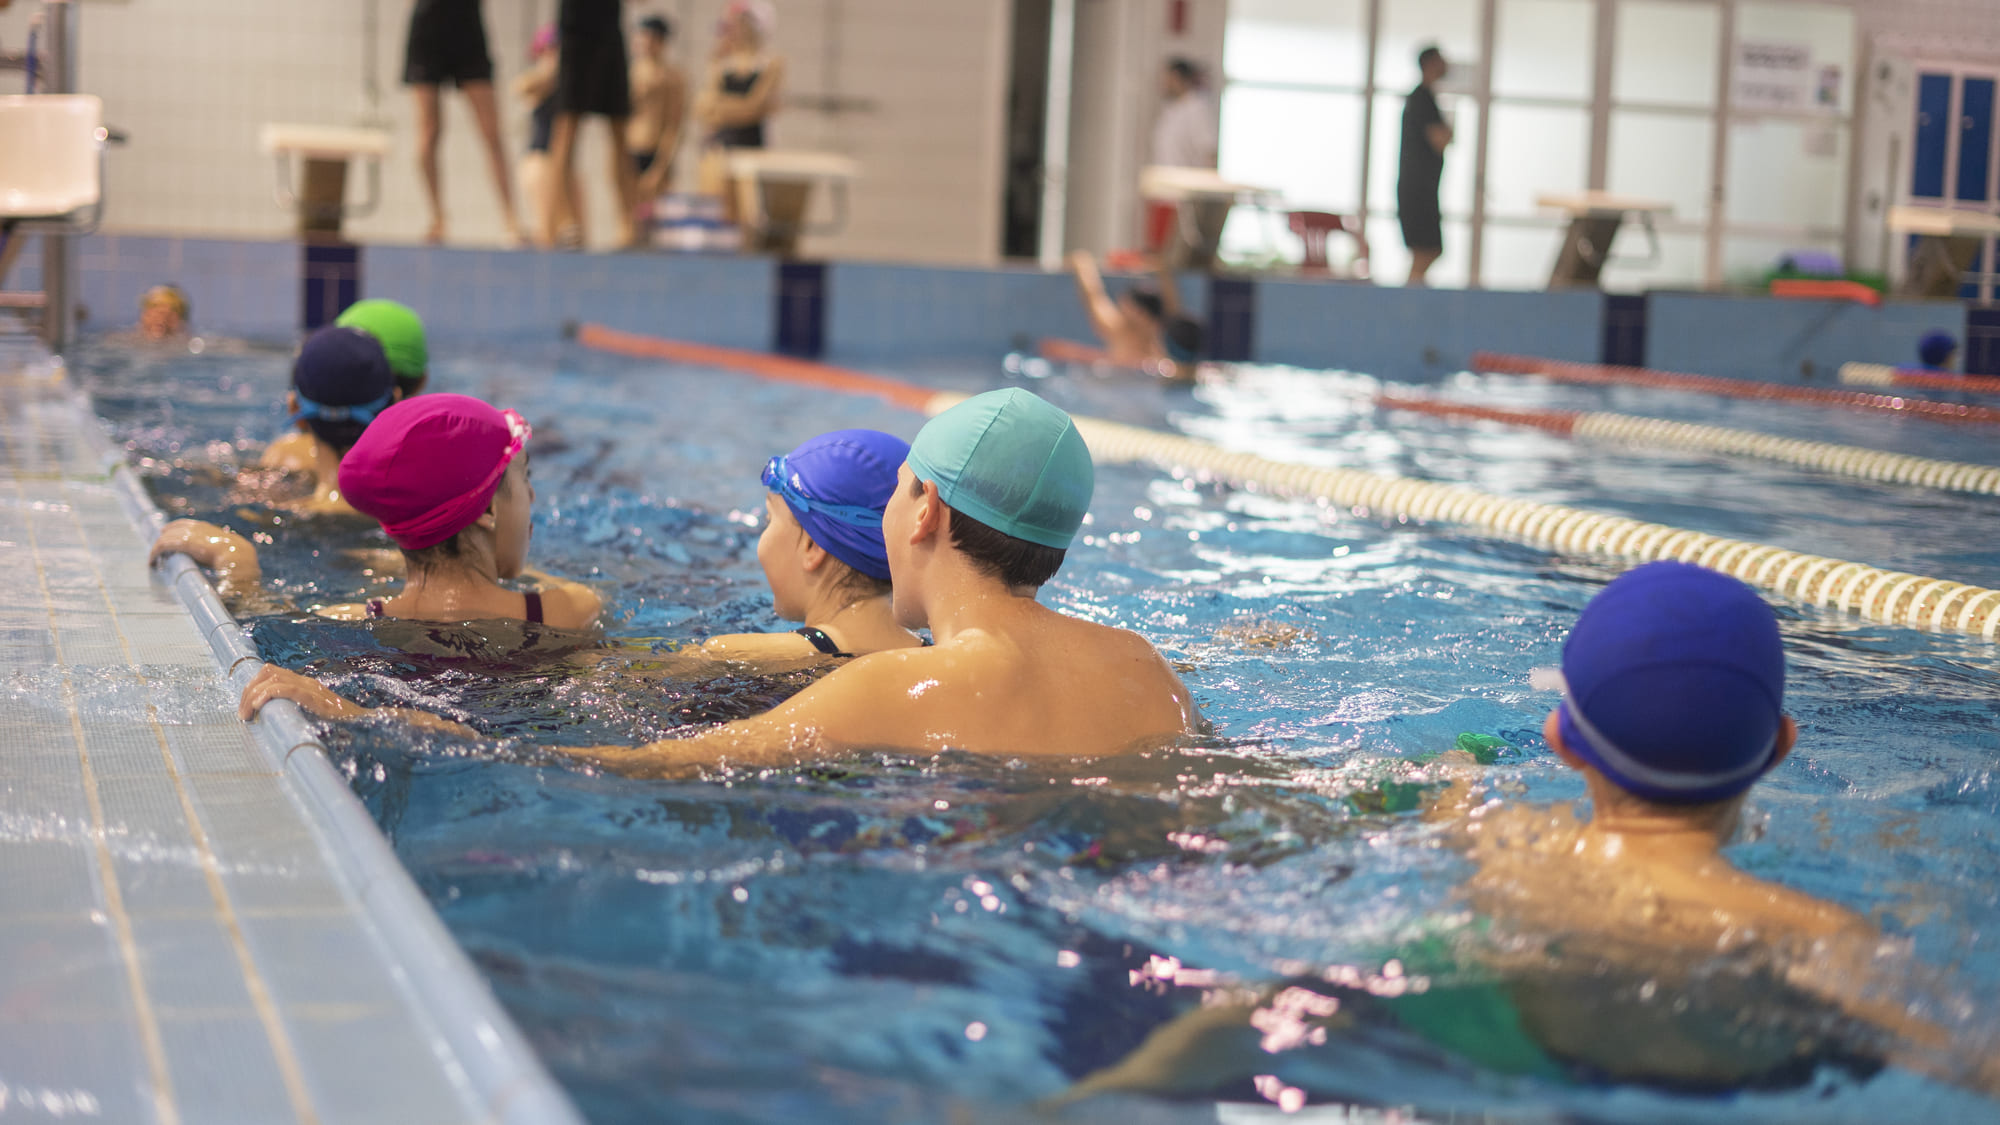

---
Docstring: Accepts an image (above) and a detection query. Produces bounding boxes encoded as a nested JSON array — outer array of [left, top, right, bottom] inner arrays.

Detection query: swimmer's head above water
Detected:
[[139, 284, 190, 340], [1122, 286, 1206, 364], [1536, 561, 1794, 808], [336, 298, 430, 396], [338, 393, 536, 577], [289, 325, 400, 455], [759, 429, 909, 620], [1918, 329, 1958, 373]]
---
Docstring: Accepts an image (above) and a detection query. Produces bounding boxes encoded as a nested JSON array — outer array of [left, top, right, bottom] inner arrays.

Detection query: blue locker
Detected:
[[1913, 72, 1952, 199], [1957, 77, 1995, 202]]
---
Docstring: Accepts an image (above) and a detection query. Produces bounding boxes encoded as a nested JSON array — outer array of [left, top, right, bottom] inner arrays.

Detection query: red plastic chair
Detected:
[[1288, 210, 1371, 278]]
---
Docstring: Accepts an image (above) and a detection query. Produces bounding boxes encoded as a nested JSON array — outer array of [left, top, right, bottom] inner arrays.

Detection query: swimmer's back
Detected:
[[807, 607, 1197, 758]]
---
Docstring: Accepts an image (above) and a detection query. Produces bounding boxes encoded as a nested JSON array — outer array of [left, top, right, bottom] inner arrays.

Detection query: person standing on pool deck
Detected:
[[1398, 46, 1452, 287], [404, 0, 523, 245], [240, 389, 1203, 767], [627, 14, 688, 206], [694, 1, 793, 250], [1056, 562, 2000, 1104], [539, 0, 642, 250]]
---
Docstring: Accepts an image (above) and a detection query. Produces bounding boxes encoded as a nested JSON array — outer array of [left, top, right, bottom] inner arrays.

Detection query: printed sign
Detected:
[[1734, 40, 1811, 112]]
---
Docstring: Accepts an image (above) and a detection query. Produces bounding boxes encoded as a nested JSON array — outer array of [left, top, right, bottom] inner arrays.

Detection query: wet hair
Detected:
[[1127, 288, 1166, 322], [831, 563, 892, 600], [394, 374, 424, 399], [1417, 45, 1444, 69], [909, 475, 1065, 587], [1166, 315, 1206, 358], [640, 14, 672, 39], [304, 417, 368, 456], [1167, 57, 1200, 85]]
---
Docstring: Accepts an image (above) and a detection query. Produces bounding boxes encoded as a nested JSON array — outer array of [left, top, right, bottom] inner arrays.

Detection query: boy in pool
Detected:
[[241, 388, 1202, 763], [262, 301, 432, 477], [157, 393, 600, 630], [1055, 562, 2000, 1104], [1061, 250, 1204, 383]]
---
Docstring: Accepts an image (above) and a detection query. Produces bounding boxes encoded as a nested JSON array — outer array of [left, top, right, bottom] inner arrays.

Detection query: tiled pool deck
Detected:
[[0, 345, 578, 1124]]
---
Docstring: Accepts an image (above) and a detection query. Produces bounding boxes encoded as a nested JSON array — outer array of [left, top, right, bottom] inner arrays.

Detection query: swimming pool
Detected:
[[84, 340, 2000, 1123]]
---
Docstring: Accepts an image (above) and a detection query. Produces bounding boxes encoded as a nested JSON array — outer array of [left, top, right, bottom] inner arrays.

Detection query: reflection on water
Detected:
[[79, 342, 2000, 1123]]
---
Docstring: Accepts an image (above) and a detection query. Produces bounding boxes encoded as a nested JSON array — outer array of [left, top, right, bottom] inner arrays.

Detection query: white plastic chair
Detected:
[[0, 94, 104, 228]]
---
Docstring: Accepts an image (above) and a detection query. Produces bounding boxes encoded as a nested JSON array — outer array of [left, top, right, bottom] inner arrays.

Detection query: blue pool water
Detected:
[[82, 341, 2000, 1123]]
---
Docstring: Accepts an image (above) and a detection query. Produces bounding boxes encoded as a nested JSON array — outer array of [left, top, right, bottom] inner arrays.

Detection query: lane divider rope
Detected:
[[1839, 361, 2000, 395], [575, 326, 2000, 640], [1374, 393, 2000, 496], [1471, 351, 2000, 424]]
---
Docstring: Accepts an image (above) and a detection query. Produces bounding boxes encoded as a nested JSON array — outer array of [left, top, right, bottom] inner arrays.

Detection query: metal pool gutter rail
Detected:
[[79, 385, 583, 1125]]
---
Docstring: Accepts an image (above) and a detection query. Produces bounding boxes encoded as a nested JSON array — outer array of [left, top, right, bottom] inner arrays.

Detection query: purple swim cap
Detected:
[[761, 429, 910, 582], [1550, 561, 1786, 804]]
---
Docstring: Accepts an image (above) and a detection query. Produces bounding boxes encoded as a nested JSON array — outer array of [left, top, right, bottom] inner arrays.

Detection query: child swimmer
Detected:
[[1057, 563, 2000, 1105], [157, 393, 600, 629]]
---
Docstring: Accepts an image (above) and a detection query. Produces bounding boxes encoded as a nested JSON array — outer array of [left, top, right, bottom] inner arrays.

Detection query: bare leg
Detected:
[[1407, 248, 1441, 287], [460, 81, 523, 245], [413, 85, 446, 244], [540, 113, 581, 248], [605, 117, 641, 248]]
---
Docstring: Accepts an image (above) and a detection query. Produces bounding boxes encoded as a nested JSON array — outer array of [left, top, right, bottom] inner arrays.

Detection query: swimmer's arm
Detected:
[[1786, 939, 2000, 1096], [697, 631, 824, 662], [237, 665, 478, 738], [1428, 121, 1453, 152], [706, 56, 785, 127], [151, 519, 263, 596], [1045, 999, 1264, 1108], [1155, 258, 1184, 318], [1066, 251, 1123, 344], [258, 431, 314, 473], [515, 54, 557, 102], [640, 70, 689, 197]]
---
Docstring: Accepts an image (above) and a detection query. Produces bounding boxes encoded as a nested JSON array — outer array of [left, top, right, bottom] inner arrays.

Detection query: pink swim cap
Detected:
[[337, 394, 531, 551], [531, 23, 556, 56]]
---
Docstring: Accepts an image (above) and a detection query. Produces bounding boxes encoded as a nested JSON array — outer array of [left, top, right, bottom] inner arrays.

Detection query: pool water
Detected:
[[81, 341, 2000, 1123]]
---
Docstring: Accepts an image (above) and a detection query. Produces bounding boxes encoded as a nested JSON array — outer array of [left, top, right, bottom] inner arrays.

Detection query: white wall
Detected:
[[0, 0, 1010, 264]]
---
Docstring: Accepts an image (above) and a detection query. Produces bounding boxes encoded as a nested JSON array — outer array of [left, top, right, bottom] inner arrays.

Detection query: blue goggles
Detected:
[[762, 454, 885, 528], [291, 389, 394, 427]]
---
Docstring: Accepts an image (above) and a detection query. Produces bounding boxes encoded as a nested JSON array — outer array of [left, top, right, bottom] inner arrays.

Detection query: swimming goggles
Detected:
[[291, 389, 395, 427], [762, 454, 885, 528], [1529, 666, 1775, 794]]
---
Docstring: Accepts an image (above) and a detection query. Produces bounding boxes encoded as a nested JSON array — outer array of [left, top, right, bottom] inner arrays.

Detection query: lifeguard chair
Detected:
[[0, 93, 105, 346]]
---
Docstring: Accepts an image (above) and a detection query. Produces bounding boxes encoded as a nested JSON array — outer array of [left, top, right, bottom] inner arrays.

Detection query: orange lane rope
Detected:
[[575, 323, 941, 413]]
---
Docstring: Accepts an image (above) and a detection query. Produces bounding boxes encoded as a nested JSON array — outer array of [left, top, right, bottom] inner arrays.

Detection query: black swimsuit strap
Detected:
[[794, 626, 849, 657], [524, 591, 544, 625]]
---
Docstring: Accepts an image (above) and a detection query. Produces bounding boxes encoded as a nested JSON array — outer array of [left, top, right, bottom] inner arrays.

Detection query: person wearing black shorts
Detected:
[[404, 0, 521, 244], [538, 0, 642, 249], [1397, 45, 1453, 286]]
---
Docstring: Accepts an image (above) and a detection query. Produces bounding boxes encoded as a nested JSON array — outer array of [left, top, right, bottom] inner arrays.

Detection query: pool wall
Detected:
[[12, 233, 1971, 381]]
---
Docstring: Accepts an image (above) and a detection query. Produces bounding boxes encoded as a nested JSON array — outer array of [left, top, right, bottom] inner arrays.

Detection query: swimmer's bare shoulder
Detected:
[[259, 432, 315, 473]]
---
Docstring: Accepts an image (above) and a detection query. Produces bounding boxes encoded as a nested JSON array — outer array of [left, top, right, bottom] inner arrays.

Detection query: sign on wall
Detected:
[[1735, 40, 1813, 112]]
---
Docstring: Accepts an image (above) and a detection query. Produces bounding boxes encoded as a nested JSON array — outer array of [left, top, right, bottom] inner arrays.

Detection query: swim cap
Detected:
[[725, 0, 775, 37], [531, 23, 557, 55], [1548, 561, 1785, 804], [762, 429, 909, 582], [1919, 329, 1957, 370], [906, 389, 1093, 550], [338, 394, 531, 551], [141, 284, 189, 320], [336, 299, 429, 382], [291, 325, 396, 426]]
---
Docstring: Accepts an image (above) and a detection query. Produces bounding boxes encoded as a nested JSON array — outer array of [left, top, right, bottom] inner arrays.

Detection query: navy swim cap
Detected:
[[1551, 561, 1786, 804], [762, 429, 910, 582], [291, 325, 396, 425], [1919, 330, 1957, 370]]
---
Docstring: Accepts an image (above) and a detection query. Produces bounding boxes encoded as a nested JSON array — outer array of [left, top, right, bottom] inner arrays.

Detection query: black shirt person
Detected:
[[1397, 45, 1453, 286]]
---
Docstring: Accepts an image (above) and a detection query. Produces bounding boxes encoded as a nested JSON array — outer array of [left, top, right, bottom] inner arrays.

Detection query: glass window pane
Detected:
[[1481, 224, 1566, 289], [1613, 1, 1721, 108], [1599, 230, 1707, 291], [1370, 94, 1480, 217], [1223, 0, 1368, 87], [1493, 0, 1594, 101], [1607, 109, 1714, 221], [1487, 104, 1590, 218], [1220, 87, 1364, 212], [1735, 2, 1856, 115], [1377, 0, 1482, 94], [1725, 119, 1848, 229]]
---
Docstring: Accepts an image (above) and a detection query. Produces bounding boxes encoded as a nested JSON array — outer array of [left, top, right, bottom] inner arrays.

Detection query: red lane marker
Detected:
[[574, 323, 941, 414], [1470, 351, 2000, 425], [1373, 393, 1581, 436]]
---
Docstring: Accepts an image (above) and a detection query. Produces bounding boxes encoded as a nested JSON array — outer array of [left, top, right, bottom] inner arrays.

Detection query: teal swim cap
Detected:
[[336, 299, 429, 381], [906, 389, 1093, 549]]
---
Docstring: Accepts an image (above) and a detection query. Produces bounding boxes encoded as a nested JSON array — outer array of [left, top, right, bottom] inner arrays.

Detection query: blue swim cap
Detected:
[[1919, 329, 1957, 370], [291, 325, 396, 425], [1551, 561, 1785, 804], [762, 429, 909, 582], [906, 388, 1094, 550]]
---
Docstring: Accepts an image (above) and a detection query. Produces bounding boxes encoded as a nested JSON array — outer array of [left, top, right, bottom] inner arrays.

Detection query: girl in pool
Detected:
[[693, 428, 925, 661], [156, 393, 601, 630]]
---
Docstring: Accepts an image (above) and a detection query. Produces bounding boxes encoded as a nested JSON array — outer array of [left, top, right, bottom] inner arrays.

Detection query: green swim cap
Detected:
[[335, 299, 428, 381], [907, 388, 1094, 549]]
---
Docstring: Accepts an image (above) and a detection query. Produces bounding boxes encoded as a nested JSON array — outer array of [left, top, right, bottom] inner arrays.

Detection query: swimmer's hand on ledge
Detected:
[[151, 519, 262, 593], [238, 665, 478, 738]]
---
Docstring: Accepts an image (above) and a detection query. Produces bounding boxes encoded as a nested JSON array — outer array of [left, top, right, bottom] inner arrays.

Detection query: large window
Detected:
[[1217, 0, 1860, 292]]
